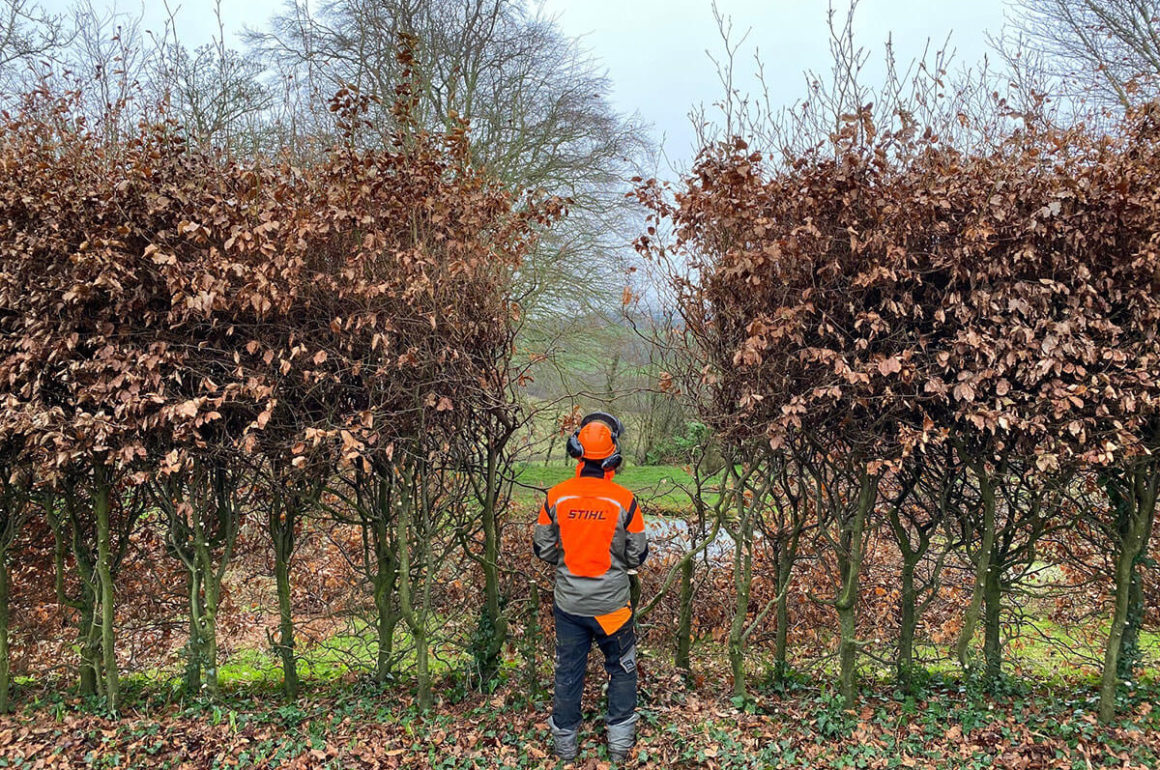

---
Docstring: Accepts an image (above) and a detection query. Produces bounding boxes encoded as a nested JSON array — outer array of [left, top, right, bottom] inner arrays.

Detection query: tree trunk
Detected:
[[201, 550, 221, 699], [1098, 467, 1154, 723], [956, 466, 996, 671], [982, 555, 1003, 683], [373, 529, 399, 684], [675, 556, 694, 673], [774, 584, 790, 682], [773, 538, 797, 683], [1117, 499, 1153, 681], [202, 604, 219, 699], [728, 514, 753, 699], [269, 501, 298, 699], [476, 448, 507, 685], [524, 581, 542, 698], [78, 585, 99, 697], [183, 569, 203, 694], [836, 599, 858, 705], [273, 539, 297, 698], [93, 473, 119, 711], [835, 471, 873, 708], [897, 553, 919, 687], [414, 625, 431, 710], [1118, 565, 1143, 680], [1099, 534, 1140, 722], [51, 508, 99, 696], [0, 547, 9, 713], [416, 528, 436, 711], [396, 476, 431, 710]]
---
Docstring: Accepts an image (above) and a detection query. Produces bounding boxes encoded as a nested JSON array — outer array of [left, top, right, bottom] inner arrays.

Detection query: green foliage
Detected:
[[644, 421, 710, 466], [466, 596, 508, 694]]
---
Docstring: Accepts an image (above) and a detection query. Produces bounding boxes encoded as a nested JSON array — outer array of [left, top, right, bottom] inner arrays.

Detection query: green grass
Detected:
[[1009, 618, 1160, 677], [96, 618, 474, 698], [513, 462, 702, 511], [214, 623, 474, 690], [903, 617, 1160, 687]]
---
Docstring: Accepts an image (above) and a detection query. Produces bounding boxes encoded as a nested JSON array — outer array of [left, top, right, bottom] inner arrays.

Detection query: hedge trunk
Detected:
[[772, 532, 801, 683], [0, 548, 9, 713], [523, 581, 542, 698], [957, 466, 996, 671], [897, 553, 919, 687], [269, 505, 299, 699], [200, 559, 222, 699], [1117, 498, 1153, 682], [983, 557, 1003, 683], [475, 445, 508, 686], [373, 527, 400, 685], [396, 473, 432, 710], [183, 570, 203, 694], [675, 556, 695, 673], [94, 473, 119, 711], [1098, 466, 1156, 723], [1118, 566, 1143, 680], [728, 512, 754, 699], [773, 582, 791, 682], [835, 471, 874, 708], [1099, 537, 1141, 722], [78, 586, 100, 697]]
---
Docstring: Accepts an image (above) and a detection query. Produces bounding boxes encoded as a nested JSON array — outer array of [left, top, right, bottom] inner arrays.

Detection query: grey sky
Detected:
[[540, 0, 1007, 167], [40, 0, 1008, 166]]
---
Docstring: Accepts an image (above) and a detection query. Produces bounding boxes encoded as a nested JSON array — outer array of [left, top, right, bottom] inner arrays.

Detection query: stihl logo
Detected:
[[567, 509, 607, 521]]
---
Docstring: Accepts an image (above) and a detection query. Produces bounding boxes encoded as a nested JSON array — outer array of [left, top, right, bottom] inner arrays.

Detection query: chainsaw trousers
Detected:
[[552, 603, 637, 732]]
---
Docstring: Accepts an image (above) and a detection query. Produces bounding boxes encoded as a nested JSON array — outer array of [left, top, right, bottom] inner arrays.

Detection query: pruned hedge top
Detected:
[[637, 107, 1160, 468], [0, 85, 564, 481]]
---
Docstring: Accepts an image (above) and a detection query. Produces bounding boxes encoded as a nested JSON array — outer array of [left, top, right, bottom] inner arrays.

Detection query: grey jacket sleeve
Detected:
[[623, 498, 648, 568], [533, 498, 560, 564]]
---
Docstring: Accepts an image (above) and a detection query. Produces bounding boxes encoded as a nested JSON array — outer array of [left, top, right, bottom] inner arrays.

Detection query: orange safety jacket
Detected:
[[533, 463, 648, 633]]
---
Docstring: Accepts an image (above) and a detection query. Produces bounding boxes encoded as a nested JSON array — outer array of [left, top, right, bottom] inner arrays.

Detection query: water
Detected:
[[645, 514, 734, 560]]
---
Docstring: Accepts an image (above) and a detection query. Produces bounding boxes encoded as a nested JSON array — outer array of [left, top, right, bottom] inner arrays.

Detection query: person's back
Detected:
[[533, 412, 648, 762]]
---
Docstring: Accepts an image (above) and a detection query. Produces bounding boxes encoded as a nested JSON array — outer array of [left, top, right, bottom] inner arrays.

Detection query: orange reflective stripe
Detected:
[[594, 605, 632, 635]]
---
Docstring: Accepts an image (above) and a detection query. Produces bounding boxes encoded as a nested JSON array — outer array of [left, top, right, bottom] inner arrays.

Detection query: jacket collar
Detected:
[[576, 461, 614, 481]]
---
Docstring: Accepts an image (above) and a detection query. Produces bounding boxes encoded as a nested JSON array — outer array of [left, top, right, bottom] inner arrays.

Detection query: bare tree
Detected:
[[145, 1, 272, 153], [1005, 0, 1160, 109], [248, 0, 652, 314], [0, 0, 66, 89]]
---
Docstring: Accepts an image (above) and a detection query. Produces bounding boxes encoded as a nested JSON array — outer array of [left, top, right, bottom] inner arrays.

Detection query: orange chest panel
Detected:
[[555, 495, 621, 577]]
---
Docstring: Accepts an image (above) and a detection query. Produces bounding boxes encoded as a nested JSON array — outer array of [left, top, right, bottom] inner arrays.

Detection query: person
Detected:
[[533, 412, 649, 763]]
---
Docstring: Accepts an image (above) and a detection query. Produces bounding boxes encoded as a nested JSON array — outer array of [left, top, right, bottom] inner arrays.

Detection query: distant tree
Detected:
[[249, 0, 650, 314], [148, 42, 271, 153], [1006, 0, 1160, 109], [0, 0, 67, 92]]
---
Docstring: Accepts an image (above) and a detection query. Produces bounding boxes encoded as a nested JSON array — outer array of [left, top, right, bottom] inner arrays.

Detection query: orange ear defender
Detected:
[[566, 412, 625, 471]]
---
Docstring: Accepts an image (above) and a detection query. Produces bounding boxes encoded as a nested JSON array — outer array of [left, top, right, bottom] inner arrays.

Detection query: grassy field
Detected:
[[514, 462, 701, 511]]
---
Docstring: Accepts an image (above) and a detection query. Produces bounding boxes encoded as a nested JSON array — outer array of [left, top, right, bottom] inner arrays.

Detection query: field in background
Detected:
[[514, 463, 699, 511]]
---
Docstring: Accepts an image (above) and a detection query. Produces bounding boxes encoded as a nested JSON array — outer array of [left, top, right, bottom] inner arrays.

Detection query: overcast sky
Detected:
[[40, 0, 1009, 166]]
